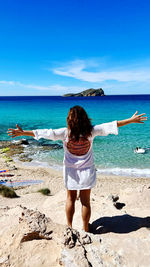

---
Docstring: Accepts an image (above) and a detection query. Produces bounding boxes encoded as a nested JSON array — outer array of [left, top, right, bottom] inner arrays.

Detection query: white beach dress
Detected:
[[33, 121, 118, 190]]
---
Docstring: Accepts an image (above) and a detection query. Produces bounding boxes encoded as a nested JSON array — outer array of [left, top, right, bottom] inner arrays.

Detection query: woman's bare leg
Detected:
[[80, 189, 91, 232], [65, 190, 77, 228]]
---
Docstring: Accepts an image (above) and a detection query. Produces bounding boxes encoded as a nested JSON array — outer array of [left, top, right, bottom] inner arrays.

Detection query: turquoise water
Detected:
[[0, 95, 150, 177]]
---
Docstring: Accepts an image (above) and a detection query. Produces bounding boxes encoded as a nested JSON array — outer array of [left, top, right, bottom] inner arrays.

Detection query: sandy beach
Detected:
[[0, 154, 150, 267], [1, 0, 150, 265]]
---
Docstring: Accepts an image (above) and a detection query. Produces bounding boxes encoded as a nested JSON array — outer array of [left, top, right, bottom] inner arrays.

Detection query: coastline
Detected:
[[0, 148, 150, 266], [1, 155, 150, 194], [2, 138, 150, 178], [1, 94, 150, 177], [0, 155, 149, 222]]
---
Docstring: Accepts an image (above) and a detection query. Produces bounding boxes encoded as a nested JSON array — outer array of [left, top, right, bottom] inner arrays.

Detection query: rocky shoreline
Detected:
[[0, 139, 63, 164], [0, 142, 150, 266]]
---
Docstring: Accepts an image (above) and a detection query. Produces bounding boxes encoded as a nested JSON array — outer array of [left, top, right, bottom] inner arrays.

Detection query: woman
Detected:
[[7, 106, 147, 232]]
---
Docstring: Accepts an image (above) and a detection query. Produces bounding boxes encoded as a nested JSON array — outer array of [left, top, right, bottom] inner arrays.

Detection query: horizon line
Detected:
[[0, 93, 150, 97]]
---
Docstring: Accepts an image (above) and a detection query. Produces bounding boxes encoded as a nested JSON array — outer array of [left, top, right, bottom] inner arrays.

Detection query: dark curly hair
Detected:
[[67, 106, 93, 141]]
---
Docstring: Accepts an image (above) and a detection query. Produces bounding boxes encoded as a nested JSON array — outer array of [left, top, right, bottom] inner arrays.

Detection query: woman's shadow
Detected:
[[90, 214, 150, 234]]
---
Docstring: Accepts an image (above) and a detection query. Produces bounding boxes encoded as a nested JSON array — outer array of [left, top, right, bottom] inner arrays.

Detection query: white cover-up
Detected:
[[33, 121, 118, 190]]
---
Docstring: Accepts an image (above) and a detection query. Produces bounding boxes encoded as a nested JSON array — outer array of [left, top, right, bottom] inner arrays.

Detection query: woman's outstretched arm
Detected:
[[7, 125, 67, 141], [7, 124, 35, 138], [117, 111, 147, 127]]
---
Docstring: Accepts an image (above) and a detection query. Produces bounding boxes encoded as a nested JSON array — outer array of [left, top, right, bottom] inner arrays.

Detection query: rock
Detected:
[[11, 139, 29, 145], [80, 232, 92, 245], [61, 247, 91, 267], [1, 204, 150, 267], [9, 165, 18, 171], [19, 208, 55, 242], [0, 255, 9, 264], [0, 143, 24, 158], [0, 207, 93, 267], [18, 155, 33, 162], [0, 141, 12, 148], [0, 206, 65, 267], [2, 155, 13, 162], [63, 227, 92, 249], [62, 227, 92, 267], [40, 143, 63, 151], [63, 88, 105, 97], [18, 139, 29, 145], [108, 194, 119, 202], [113, 202, 126, 210], [63, 227, 78, 248], [112, 195, 119, 202], [0, 147, 10, 153]]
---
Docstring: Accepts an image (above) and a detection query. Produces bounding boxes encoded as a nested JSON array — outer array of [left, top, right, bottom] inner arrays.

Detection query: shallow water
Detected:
[[1, 95, 150, 177]]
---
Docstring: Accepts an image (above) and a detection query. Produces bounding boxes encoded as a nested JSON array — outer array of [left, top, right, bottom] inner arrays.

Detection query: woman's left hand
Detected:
[[130, 111, 147, 123]]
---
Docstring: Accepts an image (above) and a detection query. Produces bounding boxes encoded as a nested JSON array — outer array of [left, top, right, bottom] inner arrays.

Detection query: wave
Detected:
[[15, 155, 150, 178], [97, 167, 150, 178], [14, 157, 63, 171]]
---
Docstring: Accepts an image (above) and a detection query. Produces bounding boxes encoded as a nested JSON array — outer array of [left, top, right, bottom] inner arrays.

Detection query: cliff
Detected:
[[63, 88, 105, 97]]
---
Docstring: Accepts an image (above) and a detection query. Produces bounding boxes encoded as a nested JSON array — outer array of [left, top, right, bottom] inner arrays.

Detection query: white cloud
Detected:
[[0, 80, 53, 90], [0, 80, 85, 94], [0, 80, 15, 85], [1, 58, 150, 96], [53, 59, 150, 83]]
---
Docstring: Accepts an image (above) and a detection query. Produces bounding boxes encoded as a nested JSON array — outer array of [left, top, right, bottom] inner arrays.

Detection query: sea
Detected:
[[0, 95, 150, 177]]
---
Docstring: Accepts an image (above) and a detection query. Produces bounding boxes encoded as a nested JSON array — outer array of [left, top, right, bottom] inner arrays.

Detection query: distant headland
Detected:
[[63, 88, 105, 97]]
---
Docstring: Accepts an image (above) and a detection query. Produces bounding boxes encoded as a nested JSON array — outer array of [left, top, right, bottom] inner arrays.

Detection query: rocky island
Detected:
[[63, 88, 105, 97]]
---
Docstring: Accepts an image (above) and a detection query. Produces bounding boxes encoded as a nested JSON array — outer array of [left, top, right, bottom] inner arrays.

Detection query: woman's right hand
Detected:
[[7, 124, 24, 138]]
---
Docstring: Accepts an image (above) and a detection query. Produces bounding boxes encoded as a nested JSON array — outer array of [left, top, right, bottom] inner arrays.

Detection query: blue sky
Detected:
[[0, 0, 150, 95]]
